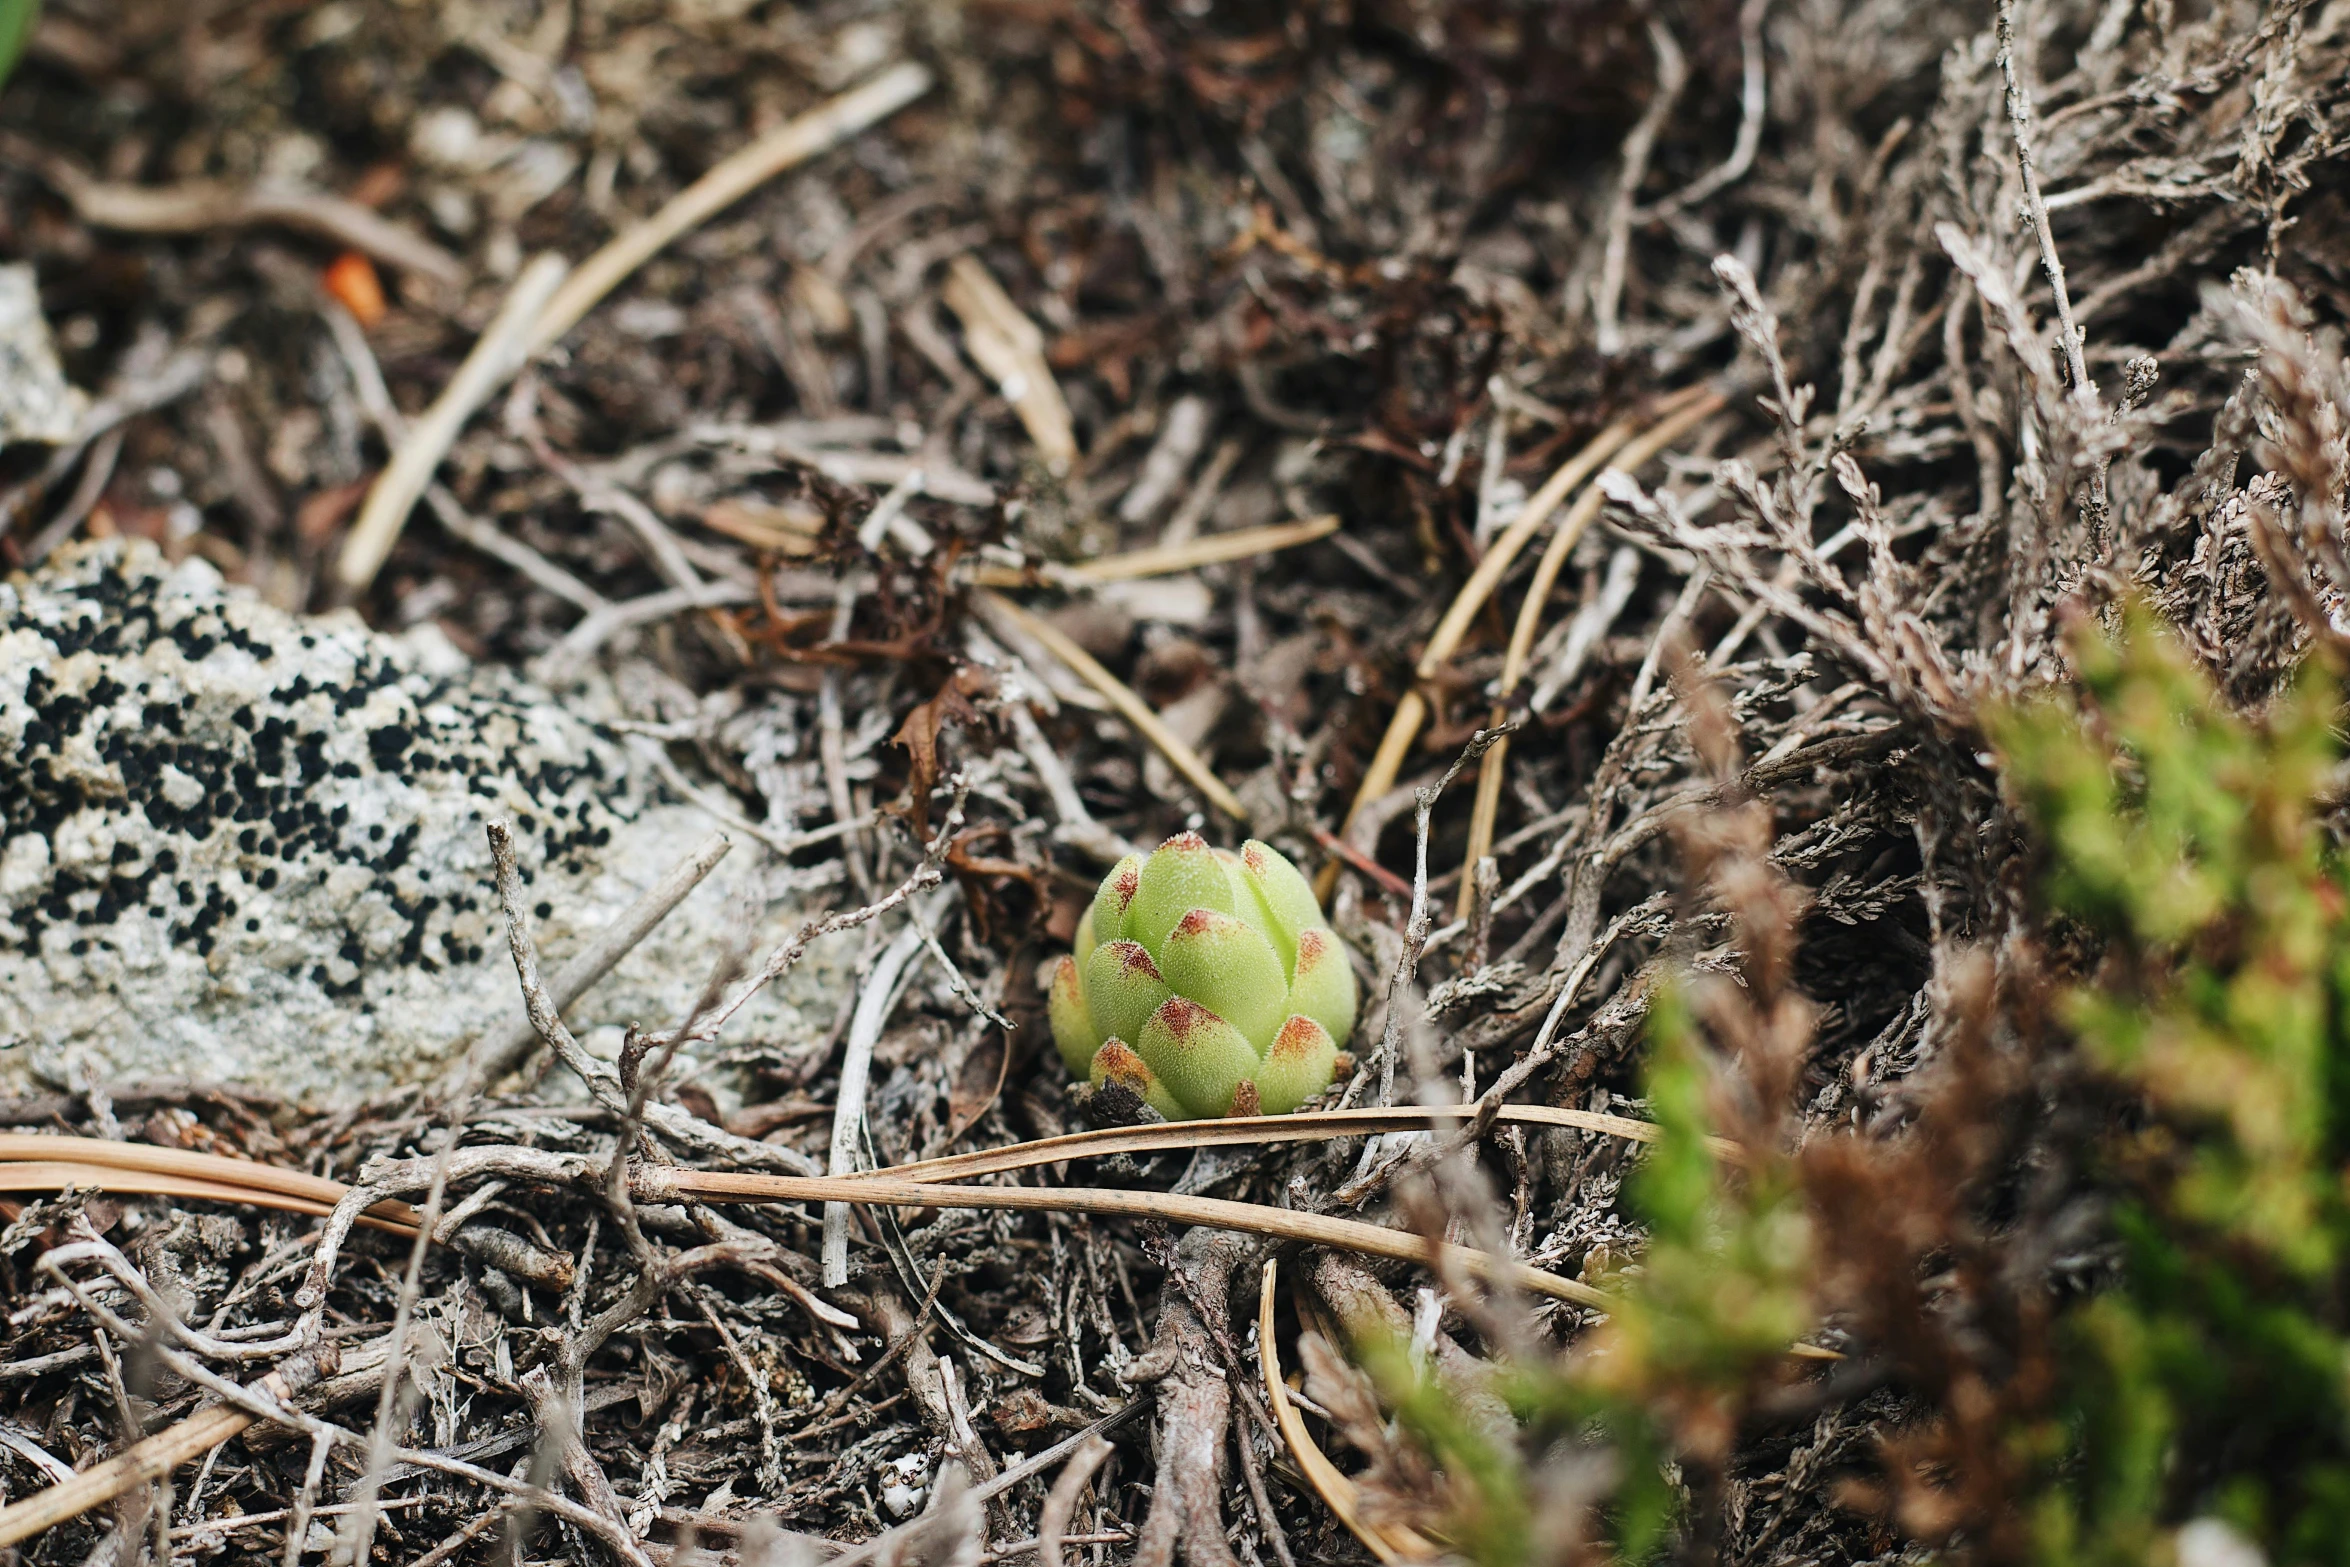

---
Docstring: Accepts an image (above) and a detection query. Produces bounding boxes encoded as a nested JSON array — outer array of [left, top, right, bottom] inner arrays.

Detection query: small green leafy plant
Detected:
[[1988, 608, 2350, 1564], [0, 0, 36, 91], [1321, 612, 2350, 1565], [1048, 832, 1357, 1119]]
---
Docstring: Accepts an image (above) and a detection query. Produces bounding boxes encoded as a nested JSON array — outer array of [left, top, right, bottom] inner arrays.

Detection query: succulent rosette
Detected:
[[1049, 833, 1357, 1120]]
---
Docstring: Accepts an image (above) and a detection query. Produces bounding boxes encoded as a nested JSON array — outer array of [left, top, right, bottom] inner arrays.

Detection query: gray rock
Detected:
[[0, 540, 838, 1103], [0, 265, 86, 453]]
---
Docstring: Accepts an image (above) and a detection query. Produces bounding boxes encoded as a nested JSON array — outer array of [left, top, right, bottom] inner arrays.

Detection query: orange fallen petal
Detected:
[[323, 249, 386, 328]]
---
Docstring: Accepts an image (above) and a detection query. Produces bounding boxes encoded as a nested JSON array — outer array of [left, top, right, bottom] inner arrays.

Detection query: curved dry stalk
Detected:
[[526, 63, 934, 357], [978, 589, 1247, 819], [0, 1104, 1736, 1241], [870, 1103, 1733, 1183], [965, 514, 1341, 588], [0, 1163, 425, 1237], [336, 254, 569, 594], [0, 1162, 348, 1221], [823, 902, 942, 1287], [0, 1138, 423, 1229], [0, 1133, 1611, 1306], [15, 152, 464, 283], [638, 1167, 1611, 1310], [1321, 385, 1717, 901], [1458, 391, 1728, 917], [1256, 1259, 1440, 1565]]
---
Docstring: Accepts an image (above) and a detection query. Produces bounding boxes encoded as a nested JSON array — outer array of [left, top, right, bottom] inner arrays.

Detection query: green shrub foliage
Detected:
[[0, 0, 35, 90], [1989, 608, 2350, 1563], [1327, 612, 2350, 1564]]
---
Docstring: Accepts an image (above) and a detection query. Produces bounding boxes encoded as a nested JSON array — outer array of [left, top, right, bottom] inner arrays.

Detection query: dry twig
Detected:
[[977, 589, 1246, 819]]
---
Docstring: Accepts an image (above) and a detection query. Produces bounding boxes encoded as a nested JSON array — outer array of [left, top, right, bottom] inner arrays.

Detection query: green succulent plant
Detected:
[[1049, 833, 1358, 1119]]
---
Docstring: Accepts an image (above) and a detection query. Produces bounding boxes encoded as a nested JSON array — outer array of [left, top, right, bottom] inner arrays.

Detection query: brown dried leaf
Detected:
[[890, 666, 991, 837]]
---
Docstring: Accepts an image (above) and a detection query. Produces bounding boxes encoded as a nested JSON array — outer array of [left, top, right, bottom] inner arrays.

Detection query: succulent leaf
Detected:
[[1218, 850, 1286, 959], [1241, 839, 1325, 972], [1157, 907, 1289, 1053], [1138, 997, 1264, 1119], [1081, 938, 1173, 1050], [1086, 853, 1144, 950], [1127, 831, 1235, 950], [1047, 835, 1355, 1119], [1089, 1040, 1185, 1122], [1286, 927, 1359, 1046], [1048, 956, 1099, 1077], [1256, 1015, 1340, 1114]]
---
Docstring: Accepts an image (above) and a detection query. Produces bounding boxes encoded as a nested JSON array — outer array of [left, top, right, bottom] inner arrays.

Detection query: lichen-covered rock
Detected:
[[0, 540, 832, 1102], [0, 265, 86, 452]]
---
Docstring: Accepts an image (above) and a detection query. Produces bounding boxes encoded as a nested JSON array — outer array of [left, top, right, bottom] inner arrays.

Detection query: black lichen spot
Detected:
[[367, 725, 412, 766]]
